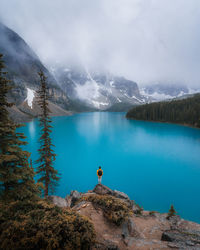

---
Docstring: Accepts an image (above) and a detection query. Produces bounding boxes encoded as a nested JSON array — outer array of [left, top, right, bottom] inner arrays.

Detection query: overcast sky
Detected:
[[0, 0, 200, 87]]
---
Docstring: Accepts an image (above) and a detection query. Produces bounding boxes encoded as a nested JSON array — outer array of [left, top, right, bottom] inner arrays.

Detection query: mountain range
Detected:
[[1, 22, 199, 120], [0, 22, 75, 121], [140, 82, 200, 102], [51, 65, 146, 110]]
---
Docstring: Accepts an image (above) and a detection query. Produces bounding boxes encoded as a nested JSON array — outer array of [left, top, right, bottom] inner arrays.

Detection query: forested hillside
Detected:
[[126, 94, 200, 128]]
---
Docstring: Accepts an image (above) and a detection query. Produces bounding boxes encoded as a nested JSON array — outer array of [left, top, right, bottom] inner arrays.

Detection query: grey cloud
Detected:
[[0, 0, 200, 87]]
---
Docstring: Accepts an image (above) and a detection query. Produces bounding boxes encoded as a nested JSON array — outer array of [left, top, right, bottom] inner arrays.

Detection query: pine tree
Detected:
[[36, 70, 60, 197], [167, 204, 177, 219], [0, 54, 40, 202]]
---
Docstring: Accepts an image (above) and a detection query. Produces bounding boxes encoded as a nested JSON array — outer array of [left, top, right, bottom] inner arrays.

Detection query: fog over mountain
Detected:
[[0, 0, 200, 87]]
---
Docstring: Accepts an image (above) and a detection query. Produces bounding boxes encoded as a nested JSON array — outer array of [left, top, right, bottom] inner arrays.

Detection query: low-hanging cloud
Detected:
[[0, 0, 200, 87]]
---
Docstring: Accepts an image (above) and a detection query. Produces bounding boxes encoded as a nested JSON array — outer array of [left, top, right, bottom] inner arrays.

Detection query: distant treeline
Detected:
[[126, 94, 200, 128]]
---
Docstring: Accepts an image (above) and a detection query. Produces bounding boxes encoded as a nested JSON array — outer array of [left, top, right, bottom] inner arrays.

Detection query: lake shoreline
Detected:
[[126, 116, 200, 130], [11, 110, 74, 124], [21, 110, 200, 130]]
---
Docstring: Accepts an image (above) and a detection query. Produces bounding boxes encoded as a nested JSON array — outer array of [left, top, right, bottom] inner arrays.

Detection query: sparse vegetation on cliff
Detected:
[[81, 194, 132, 226]]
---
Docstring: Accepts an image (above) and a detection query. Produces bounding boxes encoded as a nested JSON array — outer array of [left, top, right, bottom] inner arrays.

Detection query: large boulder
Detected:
[[132, 202, 143, 215], [93, 184, 133, 207], [94, 239, 119, 250], [113, 190, 130, 200], [121, 217, 140, 247], [47, 195, 69, 207], [167, 215, 181, 230], [113, 190, 132, 207], [161, 229, 200, 248], [93, 184, 113, 195], [66, 190, 81, 207]]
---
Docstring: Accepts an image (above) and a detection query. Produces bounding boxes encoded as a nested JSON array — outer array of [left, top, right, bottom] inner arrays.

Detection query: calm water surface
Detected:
[[19, 112, 200, 223]]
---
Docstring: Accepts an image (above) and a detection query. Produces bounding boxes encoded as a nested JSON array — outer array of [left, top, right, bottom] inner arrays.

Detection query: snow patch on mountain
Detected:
[[140, 88, 174, 101], [110, 81, 114, 87], [25, 88, 35, 109], [51, 65, 145, 110], [117, 97, 122, 102], [140, 86, 200, 102], [188, 88, 200, 95], [132, 95, 145, 103], [92, 100, 109, 108]]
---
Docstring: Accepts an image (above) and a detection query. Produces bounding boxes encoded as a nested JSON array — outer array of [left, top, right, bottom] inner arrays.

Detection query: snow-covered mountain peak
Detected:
[[51, 65, 146, 110], [140, 83, 200, 102]]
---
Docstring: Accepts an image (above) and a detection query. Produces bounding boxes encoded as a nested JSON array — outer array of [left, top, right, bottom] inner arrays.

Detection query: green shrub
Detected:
[[0, 200, 96, 250], [149, 211, 157, 216], [133, 203, 143, 215], [167, 204, 177, 219], [81, 194, 132, 226]]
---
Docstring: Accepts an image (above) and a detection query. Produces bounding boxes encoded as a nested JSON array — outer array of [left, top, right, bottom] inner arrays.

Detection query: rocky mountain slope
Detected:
[[140, 82, 200, 102], [0, 22, 74, 121], [51, 65, 146, 110], [0, 22, 146, 116], [49, 184, 200, 250], [3, 21, 199, 116]]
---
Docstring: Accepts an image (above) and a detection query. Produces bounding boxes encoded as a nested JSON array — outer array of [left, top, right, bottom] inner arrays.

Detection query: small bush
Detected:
[[81, 194, 132, 226], [167, 204, 177, 219], [0, 200, 96, 250], [133, 203, 143, 215], [149, 211, 157, 216]]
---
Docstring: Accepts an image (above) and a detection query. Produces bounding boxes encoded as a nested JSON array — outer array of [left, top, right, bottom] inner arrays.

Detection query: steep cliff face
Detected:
[[0, 22, 72, 121], [0, 23, 52, 84], [52, 65, 146, 110]]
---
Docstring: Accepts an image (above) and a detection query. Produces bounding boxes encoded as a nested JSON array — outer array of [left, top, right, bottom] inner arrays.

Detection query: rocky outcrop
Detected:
[[65, 190, 81, 207], [48, 184, 200, 250], [162, 230, 200, 249], [93, 184, 132, 207], [93, 184, 113, 195], [47, 195, 68, 207]]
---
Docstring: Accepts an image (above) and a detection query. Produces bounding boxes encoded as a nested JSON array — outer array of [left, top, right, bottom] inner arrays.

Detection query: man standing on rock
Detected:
[[97, 166, 103, 184]]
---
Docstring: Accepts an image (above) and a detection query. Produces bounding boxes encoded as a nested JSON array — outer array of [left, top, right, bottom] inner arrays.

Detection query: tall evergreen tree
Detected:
[[36, 70, 59, 197], [126, 94, 200, 128], [0, 54, 39, 202]]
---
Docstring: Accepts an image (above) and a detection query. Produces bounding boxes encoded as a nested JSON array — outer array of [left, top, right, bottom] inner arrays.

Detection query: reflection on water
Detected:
[[28, 120, 36, 139], [76, 112, 102, 140], [19, 112, 200, 223]]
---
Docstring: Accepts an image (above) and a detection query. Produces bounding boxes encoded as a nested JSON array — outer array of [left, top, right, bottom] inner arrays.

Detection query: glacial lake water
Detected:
[[19, 112, 200, 223]]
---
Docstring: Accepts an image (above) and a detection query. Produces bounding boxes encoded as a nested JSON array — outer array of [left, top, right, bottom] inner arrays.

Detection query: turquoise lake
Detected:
[[19, 112, 200, 223]]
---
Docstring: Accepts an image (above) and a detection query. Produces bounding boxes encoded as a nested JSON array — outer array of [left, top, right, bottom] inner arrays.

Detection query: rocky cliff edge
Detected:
[[48, 184, 200, 250]]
